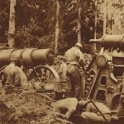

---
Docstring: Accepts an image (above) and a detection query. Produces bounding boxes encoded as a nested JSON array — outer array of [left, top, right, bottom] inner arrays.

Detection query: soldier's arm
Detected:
[[86, 102, 93, 112], [65, 108, 76, 119], [65, 98, 78, 119], [77, 50, 86, 66], [1, 72, 6, 85]]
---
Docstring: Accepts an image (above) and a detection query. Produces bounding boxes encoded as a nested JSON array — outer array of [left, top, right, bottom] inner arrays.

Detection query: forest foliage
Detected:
[[0, 0, 123, 54]]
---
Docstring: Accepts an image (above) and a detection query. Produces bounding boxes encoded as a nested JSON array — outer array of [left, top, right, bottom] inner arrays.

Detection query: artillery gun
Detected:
[[0, 48, 60, 92], [85, 34, 124, 111]]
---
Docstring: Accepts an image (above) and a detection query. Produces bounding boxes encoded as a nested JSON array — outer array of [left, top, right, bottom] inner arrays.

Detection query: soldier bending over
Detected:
[[2, 57, 29, 92]]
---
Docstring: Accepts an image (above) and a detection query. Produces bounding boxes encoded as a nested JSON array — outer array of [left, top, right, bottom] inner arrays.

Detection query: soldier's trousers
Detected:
[[81, 112, 111, 124], [67, 64, 82, 99]]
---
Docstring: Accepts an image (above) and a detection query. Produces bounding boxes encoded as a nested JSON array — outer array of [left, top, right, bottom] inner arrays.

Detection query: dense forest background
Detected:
[[0, 0, 124, 54]]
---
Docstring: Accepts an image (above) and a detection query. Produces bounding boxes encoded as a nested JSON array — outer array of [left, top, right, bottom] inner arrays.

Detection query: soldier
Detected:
[[64, 42, 85, 99], [117, 72, 124, 124], [51, 98, 78, 119], [2, 56, 29, 92], [57, 55, 67, 82], [79, 99, 111, 124], [52, 55, 68, 100]]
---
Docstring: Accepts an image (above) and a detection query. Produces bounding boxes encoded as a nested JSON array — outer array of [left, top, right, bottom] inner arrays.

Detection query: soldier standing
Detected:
[[64, 42, 85, 99], [117, 72, 124, 124], [57, 55, 67, 82]]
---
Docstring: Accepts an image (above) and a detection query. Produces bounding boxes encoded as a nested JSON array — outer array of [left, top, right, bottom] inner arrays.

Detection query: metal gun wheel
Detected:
[[28, 65, 60, 93]]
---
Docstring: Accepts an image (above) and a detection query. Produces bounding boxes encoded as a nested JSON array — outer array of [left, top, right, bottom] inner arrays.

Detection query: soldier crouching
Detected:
[[2, 57, 29, 93]]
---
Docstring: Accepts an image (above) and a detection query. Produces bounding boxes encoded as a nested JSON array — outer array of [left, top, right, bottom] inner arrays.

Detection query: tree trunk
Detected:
[[94, 0, 97, 39], [103, 0, 107, 34], [8, 0, 16, 48], [54, 0, 60, 54], [77, 0, 82, 44], [93, 0, 97, 53]]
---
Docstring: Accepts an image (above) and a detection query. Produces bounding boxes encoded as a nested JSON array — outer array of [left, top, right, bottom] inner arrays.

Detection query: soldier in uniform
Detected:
[[79, 99, 111, 124], [2, 56, 29, 92], [117, 72, 124, 124], [64, 42, 85, 99], [57, 55, 67, 82], [52, 98, 78, 119]]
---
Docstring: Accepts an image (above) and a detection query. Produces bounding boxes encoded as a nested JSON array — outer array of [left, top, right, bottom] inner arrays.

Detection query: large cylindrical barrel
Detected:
[[20, 48, 55, 66], [90, 35, 124, 49], [101, 35, 124, 48], [0, 48, 55, 67], [0, 49, 15, 67]]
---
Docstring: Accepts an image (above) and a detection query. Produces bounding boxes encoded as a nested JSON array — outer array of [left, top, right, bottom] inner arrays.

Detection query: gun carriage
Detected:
[[0, 48, 60, 92], [84, 34, 124, 111]]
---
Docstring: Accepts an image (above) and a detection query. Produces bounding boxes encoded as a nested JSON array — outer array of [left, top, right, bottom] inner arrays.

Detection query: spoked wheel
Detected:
[[28, 65, 60, 92]]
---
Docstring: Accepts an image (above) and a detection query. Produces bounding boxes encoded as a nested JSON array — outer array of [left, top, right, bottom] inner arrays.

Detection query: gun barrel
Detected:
[[89, 39, 102, 43], [90, 35, 124, 49], [0, 48, 55, 67]]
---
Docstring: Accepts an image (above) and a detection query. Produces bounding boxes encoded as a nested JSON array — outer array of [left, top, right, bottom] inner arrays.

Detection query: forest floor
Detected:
[[0, 88, 73, 124], [0, 88, 118, 124]]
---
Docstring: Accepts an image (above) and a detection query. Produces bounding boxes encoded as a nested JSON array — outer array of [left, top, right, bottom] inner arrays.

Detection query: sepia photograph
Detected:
[[0, 0, 124, 124]]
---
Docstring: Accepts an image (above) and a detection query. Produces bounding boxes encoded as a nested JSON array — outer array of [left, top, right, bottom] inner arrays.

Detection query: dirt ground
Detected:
[[0, 88, 73, 124], [0, 88, 118, 124]]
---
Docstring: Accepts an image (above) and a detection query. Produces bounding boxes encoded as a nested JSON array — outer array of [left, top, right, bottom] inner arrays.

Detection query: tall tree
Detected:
[[93, 0, 97, 53], [103, 0, 107, 34], [94, 0, 97, 39], [54, 0, 60, 54], [8, 0, 16, 48], [77, 0, 82, 43]]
